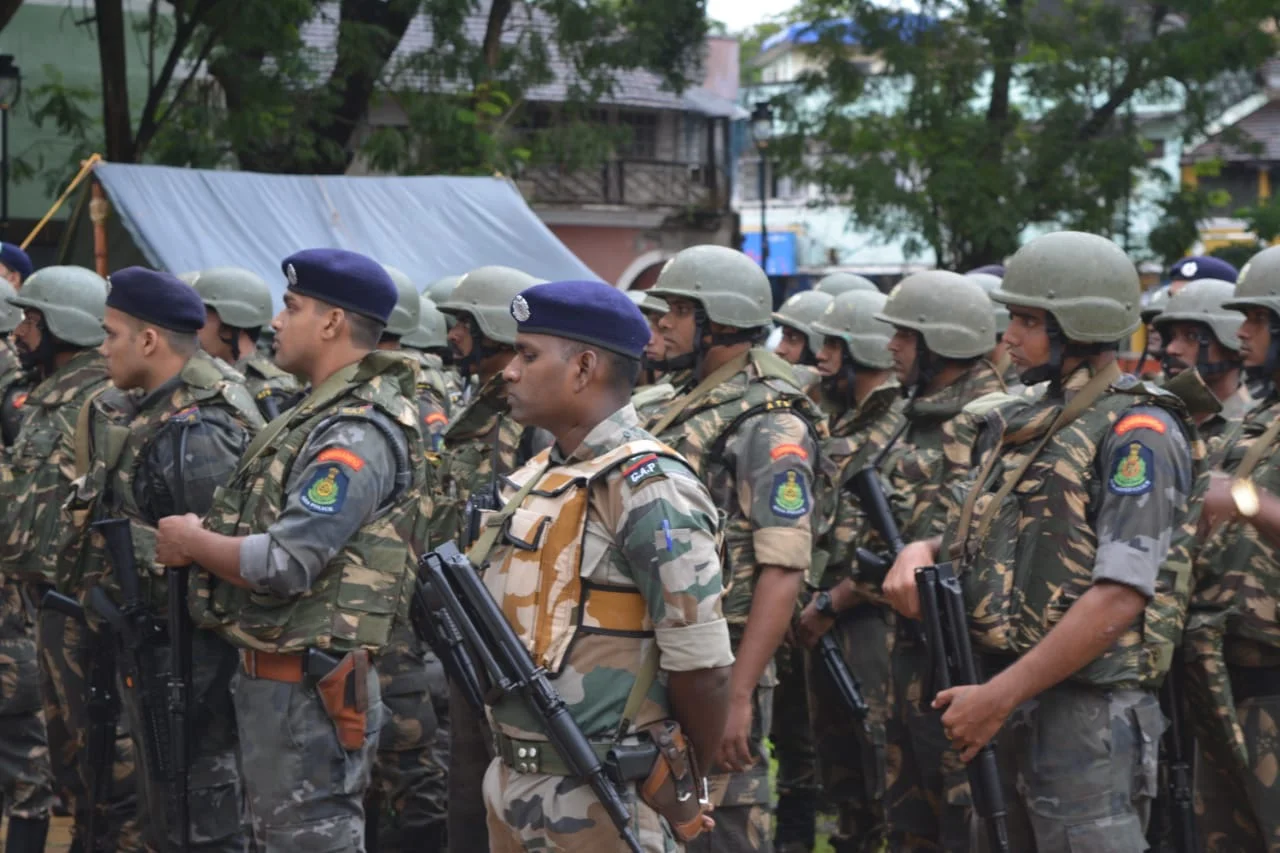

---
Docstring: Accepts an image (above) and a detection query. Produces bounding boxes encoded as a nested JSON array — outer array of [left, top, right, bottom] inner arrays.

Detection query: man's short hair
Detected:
[[347, 312, 385, 349], [562, 340, 640, 395], [160, 328, 199, 357]]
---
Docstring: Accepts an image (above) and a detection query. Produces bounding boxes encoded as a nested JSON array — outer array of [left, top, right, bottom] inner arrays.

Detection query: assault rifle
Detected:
[[915, 562, 1011, 853], [1147, 656, 1197, 853], [410, 542, 644, 853], [41, 590, 119, 853]]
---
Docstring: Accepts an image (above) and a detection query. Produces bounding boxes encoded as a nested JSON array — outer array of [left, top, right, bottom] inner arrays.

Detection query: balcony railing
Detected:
[[525, 159, 729, 211]]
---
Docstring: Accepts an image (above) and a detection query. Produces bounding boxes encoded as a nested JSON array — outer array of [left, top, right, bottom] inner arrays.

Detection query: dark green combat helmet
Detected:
[[815, 272, 879, 296], [1224, 245, 1280, 381], [811, 289, 893, 370], [424, 275, 462, 329], [437, 266, 545, 346], [627, 289, 669, 317], [1140, 286, 1171, 325], [874, 270, 995, 359], [382, 265, 422, 339], [0, 280, 18, 334], [9, 265, 107, 347], [1153, 278, 1241, 379], [187, 266, 274, 330], [648, 245, 773, 329], [966, 271, 1010, 337], [402, 294, 448, 351], [773, 289, 834, 357]]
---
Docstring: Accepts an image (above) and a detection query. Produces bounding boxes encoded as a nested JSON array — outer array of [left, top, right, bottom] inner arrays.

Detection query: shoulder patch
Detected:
[[770, 443, 809, 462], [316, 447, 365, 472], [424, 411, 449, 427], [1115, 413, 1166, 436], [1108, 441, 1154, 496], [11, 391, 25, 410], [770, 468, 811, 518], [339, 405, 373, 417], [170, 405, 201, 424], [300, 464, 350, 514], [623, 453, 666, 489]]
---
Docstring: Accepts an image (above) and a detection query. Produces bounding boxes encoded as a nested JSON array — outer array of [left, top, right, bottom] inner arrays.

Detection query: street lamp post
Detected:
[[750, 101, 774, 275], [0, 56, 22, 231]]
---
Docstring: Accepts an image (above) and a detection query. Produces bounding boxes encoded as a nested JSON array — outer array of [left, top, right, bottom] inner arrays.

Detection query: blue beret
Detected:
[[1169, 255, 1237, 283], [966, 264, 1005, 278], [106, 266, 206, 332], [510, 280, 650, 360], [282, 248, 396, 324], [0, 243, 32, 281]]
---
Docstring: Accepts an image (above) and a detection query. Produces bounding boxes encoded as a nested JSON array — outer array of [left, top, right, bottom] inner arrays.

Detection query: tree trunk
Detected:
[[95, 0, 135, 162]]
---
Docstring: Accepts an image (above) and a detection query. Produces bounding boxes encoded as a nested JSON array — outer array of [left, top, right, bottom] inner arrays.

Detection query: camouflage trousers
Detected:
[[0, 599, 54, 820], [37, 606, 143, 851], [233, 658, 383, 852], [118, 628, 247, 852], [973, 682, 1161, 853], [448, 680, 493, 853], [482, 758, 676, 853], [805, 604, 894, 853], [366, 628, 444, 852], [772, 644, 818, 852], [686, 683, 774, 853], [885, 626, 971, 852], [1196, 692, 1280, 852]]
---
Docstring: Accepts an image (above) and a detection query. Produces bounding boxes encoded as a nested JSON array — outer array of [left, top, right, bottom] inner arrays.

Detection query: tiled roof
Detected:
[[299, 2, 742, 117], [1188, 97, 1280, 162]]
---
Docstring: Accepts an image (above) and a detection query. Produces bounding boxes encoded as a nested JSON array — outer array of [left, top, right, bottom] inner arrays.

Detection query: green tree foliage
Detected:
[[20, 0, 708, 180], [771, 0, 1279, 270]]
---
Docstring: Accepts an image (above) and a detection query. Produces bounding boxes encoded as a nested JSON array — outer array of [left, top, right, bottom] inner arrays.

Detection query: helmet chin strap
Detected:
[[1019, 315, 1115, 392], [1161, 324, 1238, 379], [456, 317, 506, 376], [219, 325, 242, 363], [18, 317, 73, 378], [1244, 312, 1280, 396], [905, 331, 940, 396]]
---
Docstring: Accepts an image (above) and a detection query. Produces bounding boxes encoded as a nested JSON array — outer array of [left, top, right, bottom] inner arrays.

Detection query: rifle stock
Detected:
[[412, 543, 644, 853]]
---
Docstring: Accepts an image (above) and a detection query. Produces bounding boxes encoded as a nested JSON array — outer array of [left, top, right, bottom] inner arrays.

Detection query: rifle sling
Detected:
[[647, 352, 750, 436], [466, 464, 547, 567], [1236, 411, 1280, 480]]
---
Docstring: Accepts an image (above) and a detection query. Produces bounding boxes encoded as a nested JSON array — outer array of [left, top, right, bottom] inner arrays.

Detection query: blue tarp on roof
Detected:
[[90, 163, 598, 307]]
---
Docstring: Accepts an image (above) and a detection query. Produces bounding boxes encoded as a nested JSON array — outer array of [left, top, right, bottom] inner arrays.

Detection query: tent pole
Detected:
[[90, 179, 109, 276], [21, 153, 103, 250]]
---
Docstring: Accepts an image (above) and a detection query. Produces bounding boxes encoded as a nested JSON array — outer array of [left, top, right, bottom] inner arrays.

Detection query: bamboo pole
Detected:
[[21, 153, 103, 250]]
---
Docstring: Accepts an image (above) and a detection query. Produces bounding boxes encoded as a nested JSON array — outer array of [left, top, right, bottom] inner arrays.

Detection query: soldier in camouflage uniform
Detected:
[[422, 276, 466, 409], [883, 231, 1199, 852], [773, 289, 833, 404], [2, 268, 114, 853], [1153, 278, 1251, 448], [1185, 244, 1280, 852], [478, 278, 733, 852], [187, 266, 301, 421], [765, 286, 834, 853], [2, 267, 138, 852], [794, 289, 902, 853], [382, 266, 449, 454], [815, 273, 879, 297], [433, 265, 549, 852], [364, 264, 444, 853], [629, 290, 694, 421], [966, 271, 1018, 386], [873, 271, 1005, 852], [154, 249, 428, 852], [646, 244, 824, 853], [0, 278, 30, 446], [401, 293, 456, 449], [63, 268, 264, 852]]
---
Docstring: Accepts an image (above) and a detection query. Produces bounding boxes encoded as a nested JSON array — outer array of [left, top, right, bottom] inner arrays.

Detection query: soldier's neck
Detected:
[[853, 369, 891, 407], [308, 346, 369, 387], [698, 341, 751, 380], [925, 361, 971, 395], [376, 339, 400, 352], [477, 351, 513, 386], [52, 348, 81, 371], [1208, 368, 1241, 404], [140, 353, 189, 394]]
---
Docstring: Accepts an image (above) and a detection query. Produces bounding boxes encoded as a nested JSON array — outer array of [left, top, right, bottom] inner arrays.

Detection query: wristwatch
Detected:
[[1231, 478, 1261, 519], [814, 590, 837, 618]]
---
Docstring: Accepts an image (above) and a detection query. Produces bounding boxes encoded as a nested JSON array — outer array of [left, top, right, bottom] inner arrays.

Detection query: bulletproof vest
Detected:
[[199, 352, 428, 653], [647, 348, 824, 625], [483, 438, 686, 738], [238, 353, 301, 421], [433, 372, 527, 547], [950, 376, 1204, 689], [64, 352, 263, 608], [1194, 393, 1280, 668], [0, 351, 109, 588]]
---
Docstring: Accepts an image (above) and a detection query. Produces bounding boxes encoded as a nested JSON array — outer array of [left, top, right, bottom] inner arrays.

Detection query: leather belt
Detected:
[[240, 648, 346, 683]]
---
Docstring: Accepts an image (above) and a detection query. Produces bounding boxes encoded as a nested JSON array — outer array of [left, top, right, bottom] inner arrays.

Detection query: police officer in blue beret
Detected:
[[479, 279, 732, 853], [1168, 255, 1238, 294], [0, 242, 32, 288], [154, 248, 430, 852], [67, 266, 266, 851]]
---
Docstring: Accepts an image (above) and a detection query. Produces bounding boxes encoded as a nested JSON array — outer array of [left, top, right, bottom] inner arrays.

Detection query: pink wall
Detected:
[[550, 225, 657, 285]]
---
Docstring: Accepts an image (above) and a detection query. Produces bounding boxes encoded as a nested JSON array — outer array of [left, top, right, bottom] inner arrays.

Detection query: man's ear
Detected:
[[139, 326, 160, 357], [574, 347, 598, 391], [320, 308, 343, 341]]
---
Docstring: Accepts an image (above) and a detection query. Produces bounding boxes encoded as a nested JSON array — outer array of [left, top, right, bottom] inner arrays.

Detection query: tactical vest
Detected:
[[198, 353, 427, 653], [0, 351, 109, 588], [64, 352, 263, 609], [649, 349, 824, 624], [950, 379, 1204, 689], [483, 438, 684, 736], [239, 353, 300, 420]]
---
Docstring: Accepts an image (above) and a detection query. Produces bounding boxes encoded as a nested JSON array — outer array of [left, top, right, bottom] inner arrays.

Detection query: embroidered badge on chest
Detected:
[[1109, 441, 1154, 496], [770, 469, 810, 518], [300, 465, 349, 515]]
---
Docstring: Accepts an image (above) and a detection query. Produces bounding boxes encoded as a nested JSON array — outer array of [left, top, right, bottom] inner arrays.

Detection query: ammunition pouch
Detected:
[[313, 649, 371, 751]]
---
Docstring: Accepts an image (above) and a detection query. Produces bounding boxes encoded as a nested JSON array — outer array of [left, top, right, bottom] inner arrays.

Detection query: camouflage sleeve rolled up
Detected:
[[1092, 406, 1193, 598], [609, 456, 733, 673], [133, 408, 252, 523], [724, 409, 818, 571], [239, 416, 403, 598]]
